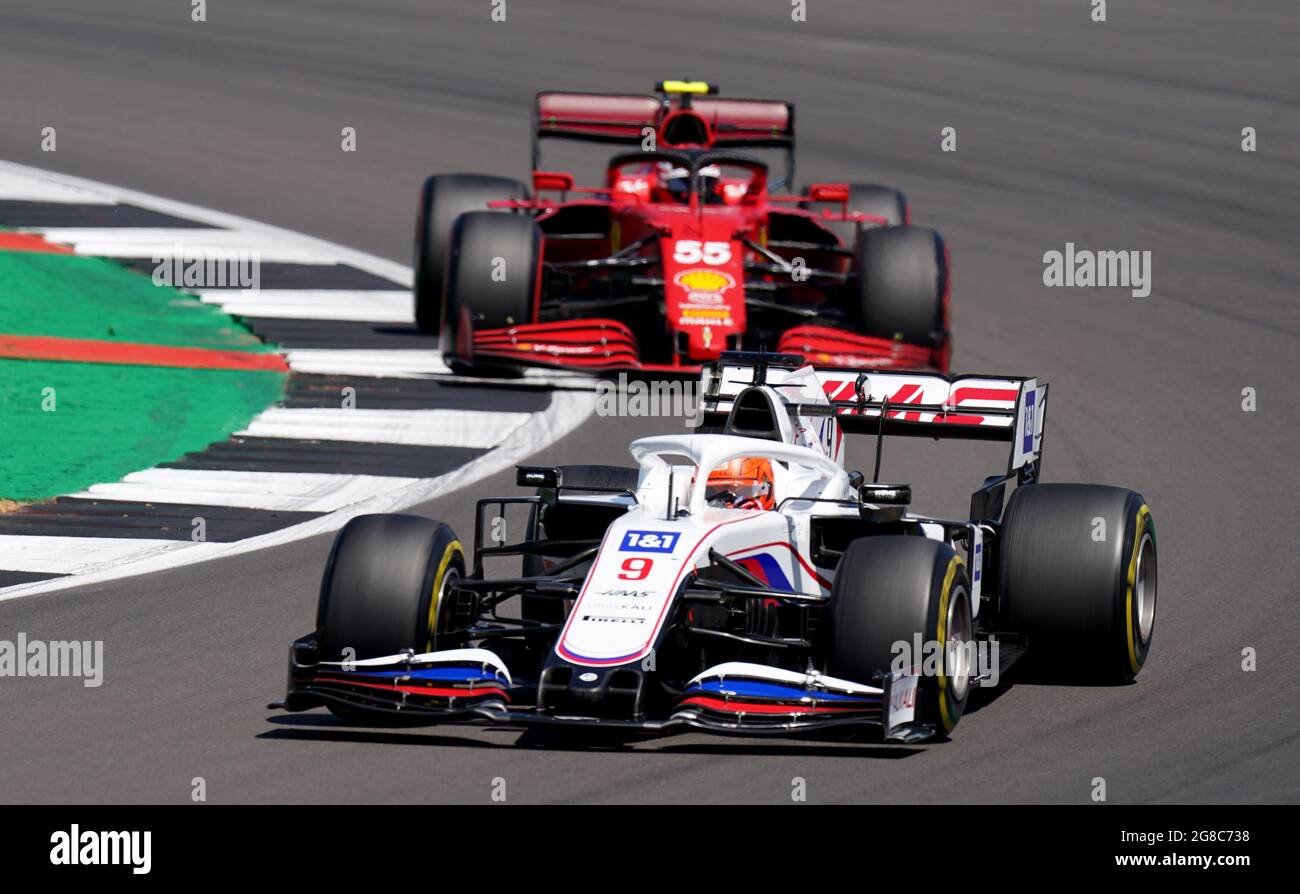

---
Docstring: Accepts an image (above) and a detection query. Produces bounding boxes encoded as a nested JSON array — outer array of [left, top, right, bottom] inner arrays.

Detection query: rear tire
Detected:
[[828, 536, 973, 737], [853, 225, 948, 348], [414, 174, 527, 333], [999, 484, 1157, 683], [445, 211, 541, 341], [316, 514, 465, 662]]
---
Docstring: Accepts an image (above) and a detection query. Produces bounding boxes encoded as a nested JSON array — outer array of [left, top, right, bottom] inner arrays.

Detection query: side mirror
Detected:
[[860, 483, 912, 505], [806, 182, 850, 204], [532, 170, 574, 193], [517, 466, 560, 488]]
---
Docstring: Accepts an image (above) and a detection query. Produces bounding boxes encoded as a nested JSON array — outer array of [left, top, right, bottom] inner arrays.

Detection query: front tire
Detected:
[[853, 225, 948, 348], [414, 174, 527, 333], [444, 210, 542, 343], [999, 484, 1157, 683], [828, 536, 974, 737], [316, 514, 465, 662]]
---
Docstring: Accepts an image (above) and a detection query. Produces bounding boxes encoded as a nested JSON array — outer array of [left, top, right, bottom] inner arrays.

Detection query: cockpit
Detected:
[[607, 152, 767, 207]]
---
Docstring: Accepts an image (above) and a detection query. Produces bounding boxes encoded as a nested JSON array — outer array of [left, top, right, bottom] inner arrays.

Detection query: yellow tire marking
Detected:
[[936, 555, 964, 733], [1124, 506, 1151, 674], [426, 538, 464, 651]]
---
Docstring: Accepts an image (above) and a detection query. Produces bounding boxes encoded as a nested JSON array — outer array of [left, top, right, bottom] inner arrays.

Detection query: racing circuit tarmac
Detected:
[[1, 0, 1297, 803]]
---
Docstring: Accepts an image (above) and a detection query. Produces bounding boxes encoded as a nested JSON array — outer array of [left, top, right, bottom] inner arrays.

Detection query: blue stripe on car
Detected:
[[342, 667, 508, 683], [685, 678, 877, 701]]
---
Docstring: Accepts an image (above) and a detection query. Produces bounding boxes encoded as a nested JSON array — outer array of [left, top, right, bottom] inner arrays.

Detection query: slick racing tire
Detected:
[[853, 224, 947, 348], [999, 484, 1157, 684], [805, 183, 908, 246], [444, 210, 542, 339], [316, 514, 465, 662], [828, 536, 974, 738], [414, 174, 527, 333]]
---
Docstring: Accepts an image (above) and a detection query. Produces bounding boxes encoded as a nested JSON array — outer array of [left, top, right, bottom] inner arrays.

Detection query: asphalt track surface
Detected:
[[1, 0, 1297, 803]]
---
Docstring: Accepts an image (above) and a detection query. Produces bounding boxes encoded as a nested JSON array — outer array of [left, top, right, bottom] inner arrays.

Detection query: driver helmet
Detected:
[[696, 163, 723, 201], [655, 161, 692, 202], [653, 161, 724, 203], [706, 457, 775, 511]]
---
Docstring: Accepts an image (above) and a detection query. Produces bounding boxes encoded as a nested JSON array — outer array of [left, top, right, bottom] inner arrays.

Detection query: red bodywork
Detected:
[[448, 89, 950, 375]]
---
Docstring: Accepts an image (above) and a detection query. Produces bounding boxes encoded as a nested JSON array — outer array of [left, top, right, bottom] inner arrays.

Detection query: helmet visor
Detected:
[[706, 478, 770, 506]]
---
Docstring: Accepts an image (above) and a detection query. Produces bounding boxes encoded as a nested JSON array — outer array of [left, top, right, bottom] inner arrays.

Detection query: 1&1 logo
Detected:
[[619, 531, 680, 553]]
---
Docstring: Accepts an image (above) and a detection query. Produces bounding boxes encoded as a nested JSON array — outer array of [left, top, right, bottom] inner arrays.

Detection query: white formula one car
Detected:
[[275, 352, 1157, 742]]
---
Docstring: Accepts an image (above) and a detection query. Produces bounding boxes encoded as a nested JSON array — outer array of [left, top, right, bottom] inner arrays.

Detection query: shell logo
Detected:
[[675, 268, 734, 294], [674, 268, 735, 306]]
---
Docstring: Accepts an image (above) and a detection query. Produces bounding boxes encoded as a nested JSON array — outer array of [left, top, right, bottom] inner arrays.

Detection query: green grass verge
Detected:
[[0, 248, 286, 502], [0, 250, 271, 351], [0, 359, 285, 502]]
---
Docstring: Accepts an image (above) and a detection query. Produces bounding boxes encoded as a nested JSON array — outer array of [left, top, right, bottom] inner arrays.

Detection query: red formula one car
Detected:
[[413, 81, 951, 374]]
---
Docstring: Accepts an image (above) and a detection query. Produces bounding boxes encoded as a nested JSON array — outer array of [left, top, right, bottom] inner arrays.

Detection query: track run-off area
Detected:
[[0, 162, 593, 598]]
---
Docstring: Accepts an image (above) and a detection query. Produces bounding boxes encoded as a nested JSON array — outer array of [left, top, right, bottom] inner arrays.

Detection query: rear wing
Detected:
[[700, 353, 1049, 479], [533, 88, 796, 185]]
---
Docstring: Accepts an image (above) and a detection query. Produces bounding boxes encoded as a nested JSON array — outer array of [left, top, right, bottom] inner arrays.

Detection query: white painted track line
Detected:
[[238, 407, 531, 448], [0, 536, 216, 575], [197, 290, 413, 323], [283, 349, 452, 378], [1, 389, 594, 602], [29, 227, 334, 263], [0, 160, 413, 287], [71, 469, 422, 513], [281, 349, 598, 387], [0, 169, 116, 203]]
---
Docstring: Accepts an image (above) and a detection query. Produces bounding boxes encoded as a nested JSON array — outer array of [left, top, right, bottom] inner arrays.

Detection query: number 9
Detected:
[[618, 557, 652, 580]]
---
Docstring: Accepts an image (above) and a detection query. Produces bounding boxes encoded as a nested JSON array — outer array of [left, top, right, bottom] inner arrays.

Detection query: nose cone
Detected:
[[661, 230, 745, 361]]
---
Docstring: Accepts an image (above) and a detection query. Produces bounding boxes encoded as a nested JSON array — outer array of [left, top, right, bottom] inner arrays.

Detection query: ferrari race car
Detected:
[[275, 353, 1159, 742], [414, 81, 952, 375]]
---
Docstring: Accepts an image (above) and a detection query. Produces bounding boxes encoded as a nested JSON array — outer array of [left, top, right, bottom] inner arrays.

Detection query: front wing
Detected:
[[275, 645, 931, 742], [454, 318, 941, 375]]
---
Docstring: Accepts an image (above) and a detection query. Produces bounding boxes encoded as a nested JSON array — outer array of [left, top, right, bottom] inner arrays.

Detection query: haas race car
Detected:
[[275, 353, 1159, 742], [414, 81, 952, 374]]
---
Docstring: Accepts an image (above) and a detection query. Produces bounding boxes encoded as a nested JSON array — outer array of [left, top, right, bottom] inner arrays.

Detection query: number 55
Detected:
[[673, 240, 730, 265]]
